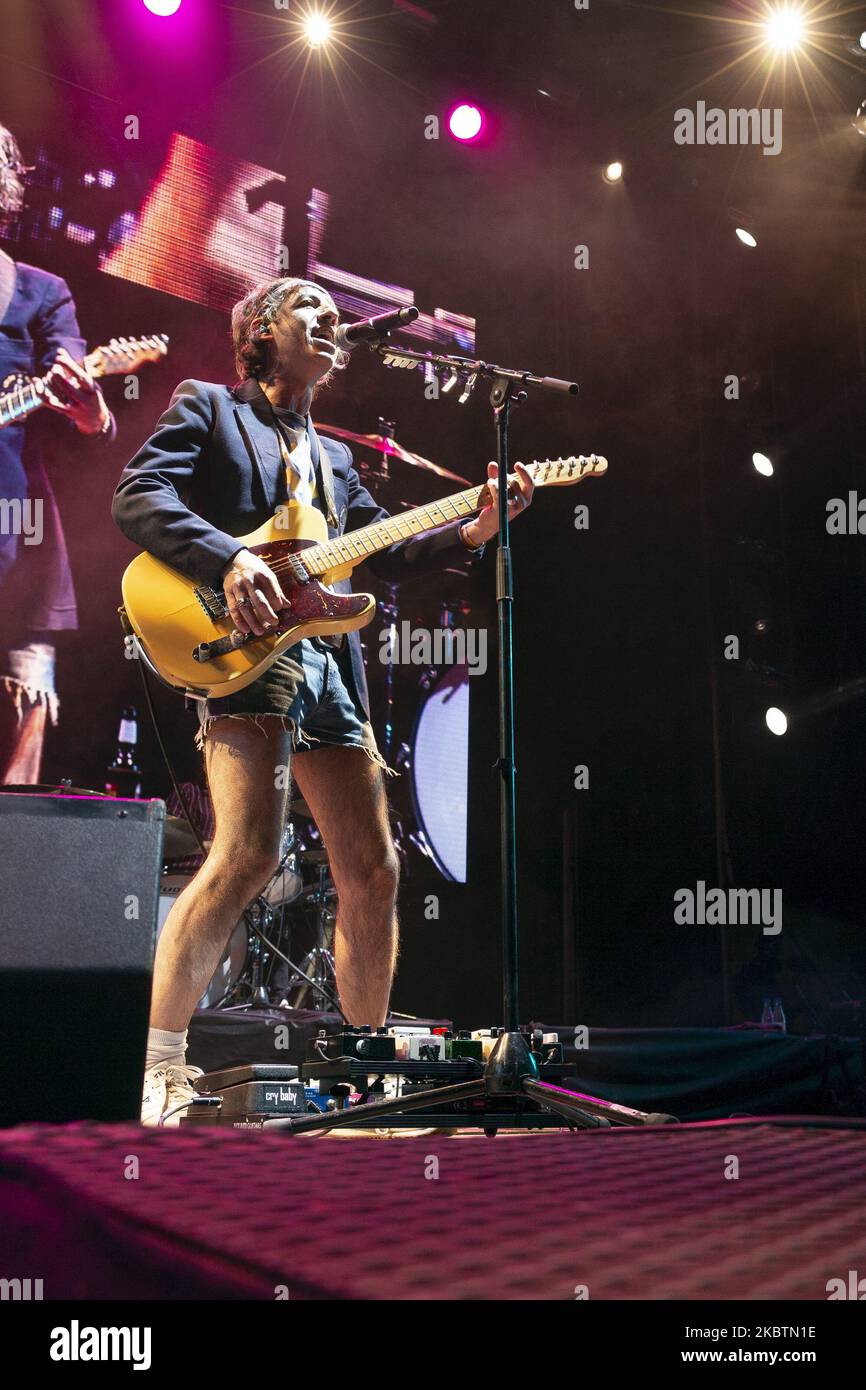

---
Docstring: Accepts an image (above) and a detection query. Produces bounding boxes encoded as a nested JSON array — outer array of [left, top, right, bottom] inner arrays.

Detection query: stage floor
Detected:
[[2, 1117, 864, 1299]]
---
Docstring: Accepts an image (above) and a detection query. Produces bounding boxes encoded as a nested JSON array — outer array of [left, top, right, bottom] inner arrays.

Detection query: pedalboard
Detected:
[[307, 1026, 396, 1063], [181, 1027, 570, 1127], [181, 1064, 308, 1128]]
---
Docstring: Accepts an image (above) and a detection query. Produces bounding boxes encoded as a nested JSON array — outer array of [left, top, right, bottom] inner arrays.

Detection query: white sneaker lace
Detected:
[[158, 1064, 204, 1126], [165, 1063, 203, 1093]]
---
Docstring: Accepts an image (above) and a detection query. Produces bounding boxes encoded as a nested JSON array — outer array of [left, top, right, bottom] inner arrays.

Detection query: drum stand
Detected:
[[287, 863, 338, 1011], [242, 898, 273, 1008], [380, 581, 400, 763], [222, 834, 342, 1015]]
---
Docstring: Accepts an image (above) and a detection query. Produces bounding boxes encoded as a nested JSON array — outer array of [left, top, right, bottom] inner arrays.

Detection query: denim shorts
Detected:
[[193, 637, 391, 772], [0, 637, 59, 727]]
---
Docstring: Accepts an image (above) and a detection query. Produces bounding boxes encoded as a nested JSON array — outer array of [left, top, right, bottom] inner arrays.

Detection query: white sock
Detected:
[[146, 1026, 188, 1073]]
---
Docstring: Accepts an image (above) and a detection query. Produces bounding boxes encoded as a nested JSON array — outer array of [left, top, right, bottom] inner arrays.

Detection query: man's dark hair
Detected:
[[230, 276, 347, 386]]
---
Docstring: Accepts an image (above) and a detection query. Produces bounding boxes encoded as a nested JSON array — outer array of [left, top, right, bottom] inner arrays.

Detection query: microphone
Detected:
[[335, 306, 420, 351]]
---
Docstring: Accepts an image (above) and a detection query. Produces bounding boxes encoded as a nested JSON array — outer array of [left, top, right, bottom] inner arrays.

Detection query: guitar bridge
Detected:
[[194, 586, 229, 621]]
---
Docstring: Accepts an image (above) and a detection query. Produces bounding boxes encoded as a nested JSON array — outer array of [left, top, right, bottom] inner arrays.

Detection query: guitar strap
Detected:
[[259, 380, 339, 531], [0, 248, 17, 324], [306, 418, 339, 531], [296, 416, 343, 652]]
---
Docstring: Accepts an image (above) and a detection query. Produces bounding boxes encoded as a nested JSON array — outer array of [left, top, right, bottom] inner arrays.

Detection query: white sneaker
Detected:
[[141, 1063, 204, 1127]]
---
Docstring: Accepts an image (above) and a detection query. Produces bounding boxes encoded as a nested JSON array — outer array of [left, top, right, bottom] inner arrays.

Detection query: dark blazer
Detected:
[[0, 261, 90, 628], [111, 377, 480, 717]]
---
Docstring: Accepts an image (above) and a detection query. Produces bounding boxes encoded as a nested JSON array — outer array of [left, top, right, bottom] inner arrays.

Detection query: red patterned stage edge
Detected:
[[2, 1120, 865, 1300]]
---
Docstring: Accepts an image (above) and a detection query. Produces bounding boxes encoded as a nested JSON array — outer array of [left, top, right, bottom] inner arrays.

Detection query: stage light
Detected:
[[448, 105, 484, 142], [861, 32, 866, 50], [763, 6, 806, 54], [143, 0, 182, 15], [303, 12, 333, 47], [752, 451, 774, 476], [603, 161, 624, 184], [736, 227, 758, 248], [853, 98, 866, 137], [765, 706, 788, 735]]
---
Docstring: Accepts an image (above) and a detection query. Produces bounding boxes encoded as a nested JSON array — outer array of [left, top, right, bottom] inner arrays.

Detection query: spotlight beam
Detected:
[[303, 12, 333, 48], [764, 7, 807, 53], [648, 2, 866, 143]]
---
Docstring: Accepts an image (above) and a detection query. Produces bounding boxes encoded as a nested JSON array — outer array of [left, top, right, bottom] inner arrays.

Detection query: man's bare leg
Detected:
[[293, 746, 399, 1027], [0, 698, 46, 784], [149, 717, 291, 1032]]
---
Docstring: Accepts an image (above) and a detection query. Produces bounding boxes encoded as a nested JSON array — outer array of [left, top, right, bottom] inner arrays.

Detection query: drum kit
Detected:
[[7, 419, 476, 1017], [152, 795, 340, 1013]]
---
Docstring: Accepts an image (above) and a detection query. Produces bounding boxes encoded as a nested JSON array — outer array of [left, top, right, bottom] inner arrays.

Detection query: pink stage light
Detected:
[[448, 104, 484, 142], [143, 0, 182, 15]]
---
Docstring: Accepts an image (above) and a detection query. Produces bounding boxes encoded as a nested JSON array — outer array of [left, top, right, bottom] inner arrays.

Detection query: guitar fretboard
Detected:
[[296, 456, 593, 576], [301, 485, 485, 576], [0, 376, 50, 427]]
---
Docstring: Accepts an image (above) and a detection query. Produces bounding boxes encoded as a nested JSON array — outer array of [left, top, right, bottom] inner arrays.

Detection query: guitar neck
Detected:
[[302, 482, 490, 576], [0, 351, 102, 429], [300, 454, 603, 576], [301, 455, 606, 575], [0, 375, 50, 428]]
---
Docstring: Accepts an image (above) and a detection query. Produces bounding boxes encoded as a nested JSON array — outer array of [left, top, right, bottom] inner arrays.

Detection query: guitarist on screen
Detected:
[[0, 121, 115, 785], [112, 274, 534, 1125]]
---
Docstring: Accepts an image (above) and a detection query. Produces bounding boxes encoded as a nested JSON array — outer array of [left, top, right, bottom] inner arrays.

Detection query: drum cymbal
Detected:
[[314, 421, 469, 485], [163, 815, 203, 859], [2, 782, 103, 797]]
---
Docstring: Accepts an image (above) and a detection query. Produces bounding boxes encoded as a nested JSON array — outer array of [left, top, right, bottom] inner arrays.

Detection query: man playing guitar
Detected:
[[0, 122, 115, 785], [112, 276, 534, 1125]]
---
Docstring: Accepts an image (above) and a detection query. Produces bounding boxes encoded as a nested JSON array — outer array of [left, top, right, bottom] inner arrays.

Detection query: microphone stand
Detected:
[[270, 337, 676, 1134]]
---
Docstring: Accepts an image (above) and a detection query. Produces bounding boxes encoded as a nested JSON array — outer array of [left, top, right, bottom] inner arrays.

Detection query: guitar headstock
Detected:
[[85, 334, 169, 378], [529, 454, 608, 486]]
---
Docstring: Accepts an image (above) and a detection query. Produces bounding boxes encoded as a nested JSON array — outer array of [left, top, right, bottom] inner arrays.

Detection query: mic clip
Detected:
[[459, 371, 478, 405]]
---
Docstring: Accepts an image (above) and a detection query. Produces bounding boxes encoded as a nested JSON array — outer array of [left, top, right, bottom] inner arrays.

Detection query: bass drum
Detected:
[[157, 872, 248, 1009], [410, 662, 470, 883]]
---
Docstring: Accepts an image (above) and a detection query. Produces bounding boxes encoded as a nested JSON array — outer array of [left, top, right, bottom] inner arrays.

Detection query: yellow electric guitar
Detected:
[[121, 453, 608, 697]]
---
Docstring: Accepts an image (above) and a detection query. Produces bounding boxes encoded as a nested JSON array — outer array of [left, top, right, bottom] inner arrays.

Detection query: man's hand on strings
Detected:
[[221, 550, 289, 637]]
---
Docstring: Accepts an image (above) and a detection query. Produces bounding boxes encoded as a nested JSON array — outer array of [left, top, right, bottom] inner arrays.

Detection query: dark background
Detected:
[[2, 0, 865, 1032]]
